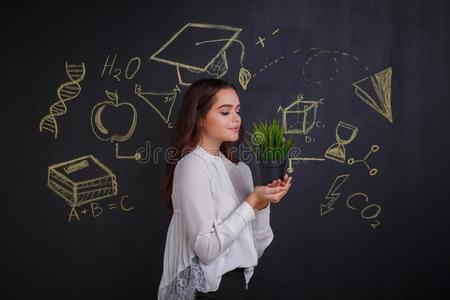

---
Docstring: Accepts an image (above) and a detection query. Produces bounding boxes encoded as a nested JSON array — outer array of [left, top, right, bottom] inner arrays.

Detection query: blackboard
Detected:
[[4, 1, 449, 299]]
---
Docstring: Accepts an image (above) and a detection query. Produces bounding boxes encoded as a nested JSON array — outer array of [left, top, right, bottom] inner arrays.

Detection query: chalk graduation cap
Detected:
[[150, 22, 251, 90]]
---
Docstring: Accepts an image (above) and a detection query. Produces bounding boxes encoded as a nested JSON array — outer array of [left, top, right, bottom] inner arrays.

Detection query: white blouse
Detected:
[[157, 144, 274, 299]]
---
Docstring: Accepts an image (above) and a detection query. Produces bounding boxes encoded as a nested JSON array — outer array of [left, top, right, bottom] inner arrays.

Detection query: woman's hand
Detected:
[[246, 174, 293, 209], [266, 174, 292, 202]]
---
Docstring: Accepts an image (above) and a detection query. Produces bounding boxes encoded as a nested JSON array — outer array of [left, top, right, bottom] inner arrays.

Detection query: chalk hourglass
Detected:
[[324, 121, 358, 163]]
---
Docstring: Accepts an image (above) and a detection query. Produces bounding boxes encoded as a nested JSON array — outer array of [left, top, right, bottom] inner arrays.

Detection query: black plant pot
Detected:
[[255, 159, 287, 186]]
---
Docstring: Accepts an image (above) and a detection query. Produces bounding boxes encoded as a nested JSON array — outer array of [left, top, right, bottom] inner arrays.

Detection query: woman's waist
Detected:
[[223, 266, 245, 275]]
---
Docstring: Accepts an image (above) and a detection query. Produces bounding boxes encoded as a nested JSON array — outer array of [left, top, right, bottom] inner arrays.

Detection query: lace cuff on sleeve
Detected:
[[157, 256, 208, 300]]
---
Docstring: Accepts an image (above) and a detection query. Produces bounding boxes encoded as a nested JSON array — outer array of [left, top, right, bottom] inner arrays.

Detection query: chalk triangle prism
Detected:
[[353, 67, 393, 123]]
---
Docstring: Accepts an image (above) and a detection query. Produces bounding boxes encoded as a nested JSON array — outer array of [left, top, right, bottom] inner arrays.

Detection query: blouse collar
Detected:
[[194, 145, 238, 173], [195, 144, 221, 160]]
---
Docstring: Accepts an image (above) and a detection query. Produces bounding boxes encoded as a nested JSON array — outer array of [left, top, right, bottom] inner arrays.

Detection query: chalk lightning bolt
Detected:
[[320, 174, 349, 216]]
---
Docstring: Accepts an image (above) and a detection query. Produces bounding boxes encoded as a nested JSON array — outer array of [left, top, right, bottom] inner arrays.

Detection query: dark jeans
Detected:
[[195, 267, 247, 299]]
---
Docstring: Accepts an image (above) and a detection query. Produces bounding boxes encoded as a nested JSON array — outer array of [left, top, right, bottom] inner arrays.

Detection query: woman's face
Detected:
[[200, 88, 241, 144]]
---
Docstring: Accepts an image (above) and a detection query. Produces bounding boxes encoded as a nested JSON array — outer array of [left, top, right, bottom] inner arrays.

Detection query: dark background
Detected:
[[3, 0, 449, 299]]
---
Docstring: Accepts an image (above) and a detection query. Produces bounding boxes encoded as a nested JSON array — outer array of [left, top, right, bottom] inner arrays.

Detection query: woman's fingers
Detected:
[[267, 179, 282, 187], [273, 189, 290, 202], [285, 176, 292, 185], [266, 175, 293, 191], [266, 184, 287, 194], [265, 186, 283, 194], [269, 181, 292, 202], [279, 175, 292, 187]]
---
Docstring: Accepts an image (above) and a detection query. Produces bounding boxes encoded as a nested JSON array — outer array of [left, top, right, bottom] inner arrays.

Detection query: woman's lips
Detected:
[[229, 127, 239, 133]]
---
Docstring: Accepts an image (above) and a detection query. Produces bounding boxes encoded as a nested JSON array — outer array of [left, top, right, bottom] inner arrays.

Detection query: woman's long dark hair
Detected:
[[163, 78, 245, 215]]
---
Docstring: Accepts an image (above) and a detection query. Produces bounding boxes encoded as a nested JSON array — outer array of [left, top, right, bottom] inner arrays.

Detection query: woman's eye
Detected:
[[221, 111, 240, 116], [220, 112, 229, 115]]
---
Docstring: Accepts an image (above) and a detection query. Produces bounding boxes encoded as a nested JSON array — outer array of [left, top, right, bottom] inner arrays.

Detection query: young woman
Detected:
[[158, 78, 292, 300]]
